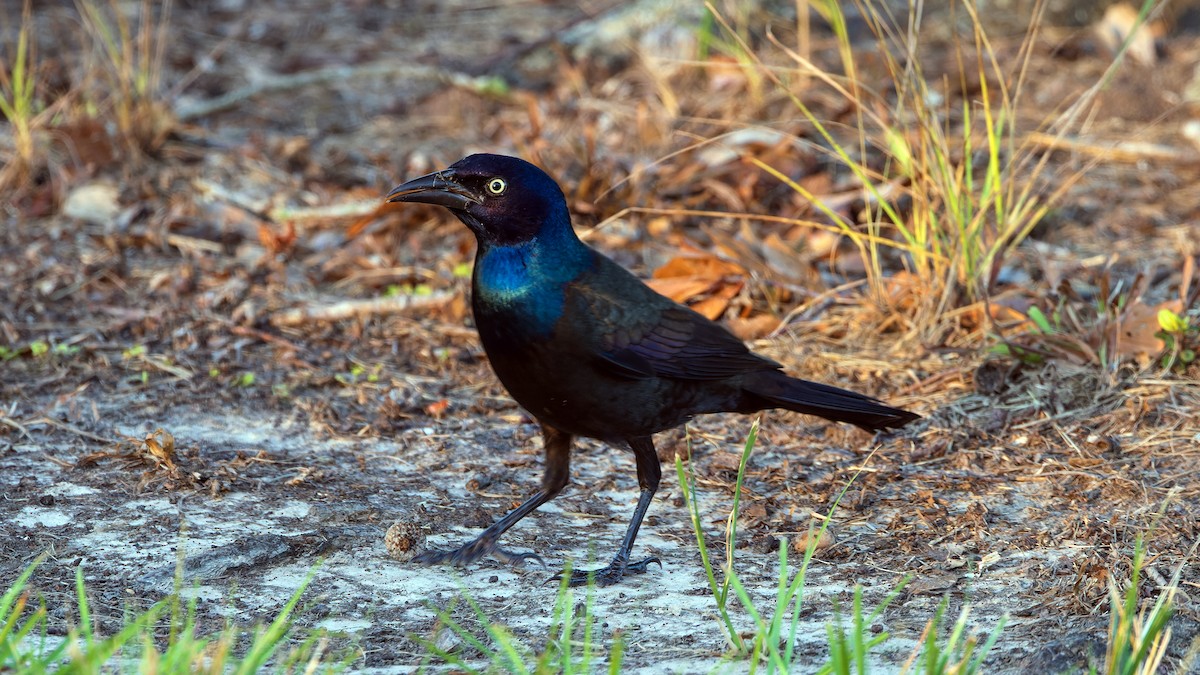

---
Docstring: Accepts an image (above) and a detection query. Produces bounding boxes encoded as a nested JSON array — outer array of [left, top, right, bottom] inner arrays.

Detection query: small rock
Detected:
[[750, 534, 779, 554], [62, 182, 120, 227]]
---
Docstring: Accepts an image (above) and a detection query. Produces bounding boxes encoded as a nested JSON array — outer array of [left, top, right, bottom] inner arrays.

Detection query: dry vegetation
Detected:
[[2, 0, 1199, 671]]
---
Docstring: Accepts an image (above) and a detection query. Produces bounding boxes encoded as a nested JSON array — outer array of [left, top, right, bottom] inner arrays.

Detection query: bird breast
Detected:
[[473, 244, 568, 339]]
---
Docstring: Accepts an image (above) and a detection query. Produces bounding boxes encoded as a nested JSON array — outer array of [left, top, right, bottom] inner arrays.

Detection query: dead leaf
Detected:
[[258, 220, 297, 255], [1095, 3, 1161, 67], [690, 279, 742, 320], [652, 254, 744, 280], [727, 313, 779, 340], [648, 253, 746, 315], [1116, 298, 1182, 362], [56, 118, 117, 168], [285, 466, 323, 486], [759, 232, 808, 281], [886, 271, 926, 312], [707, 54, 750, 93], [425, 399, 450, 419], [143, 429, 177, 470], [791, 527, 833, 553], [960, 292, 1039, 332], [645, 276, 719, 304], [739, 502, 768, 527]]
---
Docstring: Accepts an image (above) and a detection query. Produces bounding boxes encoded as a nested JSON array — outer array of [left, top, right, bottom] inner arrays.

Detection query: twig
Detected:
[[270, 200, 382, 224], [1024, 131, 1200, 164], [228, 324, 309, 353], [30, 416, 116, 444], [175, 62, 509, 121], [270, 292, 454, 327], [0, 415, 30, 438], [166, 233, 224, 255], [195, 179, 383, 228]]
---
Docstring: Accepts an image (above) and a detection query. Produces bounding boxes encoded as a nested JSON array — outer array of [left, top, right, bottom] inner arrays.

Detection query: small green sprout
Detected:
[[53, 343, 80, 356]]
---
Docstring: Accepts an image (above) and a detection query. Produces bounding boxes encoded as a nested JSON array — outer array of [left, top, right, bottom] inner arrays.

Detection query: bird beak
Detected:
[[385, 170, 482, 211]]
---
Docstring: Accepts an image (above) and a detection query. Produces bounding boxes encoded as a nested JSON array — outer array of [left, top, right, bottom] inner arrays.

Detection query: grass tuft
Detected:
[[0, 556, 345, 673], [0, 0, 43, 192], [698, 0, 1160, 342], [76, 0, 176, 157], [677, 420, 910, 672], [897, 599, 1006, 675], [415, 570, 620, 674], [1095, 530, 1180, 675]]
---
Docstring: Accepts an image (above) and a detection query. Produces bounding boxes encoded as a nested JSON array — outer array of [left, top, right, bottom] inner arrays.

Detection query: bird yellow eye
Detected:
[[486, 177, 507, 195]]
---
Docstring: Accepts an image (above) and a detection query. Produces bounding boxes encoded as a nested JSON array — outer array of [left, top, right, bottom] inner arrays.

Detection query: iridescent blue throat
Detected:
[[472, 215, 592, 336]]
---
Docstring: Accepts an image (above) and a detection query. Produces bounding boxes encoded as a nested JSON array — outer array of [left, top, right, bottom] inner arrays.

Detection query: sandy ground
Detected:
[[4, 0, 1200, 672], [6, 396, 1194, 671]]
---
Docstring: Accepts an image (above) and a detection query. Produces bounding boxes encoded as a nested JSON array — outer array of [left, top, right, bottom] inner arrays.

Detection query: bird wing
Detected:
[[567, 279, 780, 381]]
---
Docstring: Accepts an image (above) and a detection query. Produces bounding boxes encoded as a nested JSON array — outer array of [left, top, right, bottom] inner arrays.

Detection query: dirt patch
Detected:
[[3, 0, 1200, 672], [5, 398, 1198, 670]]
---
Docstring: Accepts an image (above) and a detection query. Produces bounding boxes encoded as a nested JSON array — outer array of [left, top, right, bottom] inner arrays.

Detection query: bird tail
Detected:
[[742, 370, 919, 432]]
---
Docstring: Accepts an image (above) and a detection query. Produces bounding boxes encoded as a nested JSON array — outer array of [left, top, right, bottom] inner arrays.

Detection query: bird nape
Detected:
[[386, 153, 919, 587]]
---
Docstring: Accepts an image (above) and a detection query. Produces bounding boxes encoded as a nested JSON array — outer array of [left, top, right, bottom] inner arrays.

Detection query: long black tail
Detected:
[[743, 370, 919, 432]]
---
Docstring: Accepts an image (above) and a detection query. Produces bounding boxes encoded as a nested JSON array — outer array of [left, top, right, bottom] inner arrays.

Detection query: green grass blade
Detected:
[[234, 563, 319, 674]]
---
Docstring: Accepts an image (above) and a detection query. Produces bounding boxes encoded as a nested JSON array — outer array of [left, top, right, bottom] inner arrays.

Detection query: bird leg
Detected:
[[553, 435, 662, 587], [414, 423, 572, 569]]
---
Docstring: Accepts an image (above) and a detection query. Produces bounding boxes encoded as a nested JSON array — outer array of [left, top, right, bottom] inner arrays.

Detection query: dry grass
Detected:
[[2, 0, 1198, 670], [75, 0, 176, 158], [0, 0, 176, 200]]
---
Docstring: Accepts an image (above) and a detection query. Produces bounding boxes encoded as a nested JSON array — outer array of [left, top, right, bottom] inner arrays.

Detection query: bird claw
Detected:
[[549, 556, 661, 587], [413, 538, 545, 570], [491, 547, 546, 568]]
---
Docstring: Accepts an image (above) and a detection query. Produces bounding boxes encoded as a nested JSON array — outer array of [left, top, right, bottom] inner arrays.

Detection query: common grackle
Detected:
[[386, 154, 918, 586]]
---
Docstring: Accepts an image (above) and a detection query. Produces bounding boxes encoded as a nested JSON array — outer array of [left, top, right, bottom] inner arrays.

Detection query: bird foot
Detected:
[[550, 556, 661, 587], [413, 537, 545, 569]]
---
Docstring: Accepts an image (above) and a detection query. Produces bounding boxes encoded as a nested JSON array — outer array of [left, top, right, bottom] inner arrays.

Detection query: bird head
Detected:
[[386, 154, 570, 246]]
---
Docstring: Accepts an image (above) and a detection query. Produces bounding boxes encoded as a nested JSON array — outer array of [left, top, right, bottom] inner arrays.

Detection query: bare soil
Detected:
[[3, 1, 1200, 672]]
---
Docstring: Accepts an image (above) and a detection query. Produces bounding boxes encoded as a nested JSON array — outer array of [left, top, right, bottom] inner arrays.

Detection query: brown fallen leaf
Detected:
[[1095, 3, 1162, 67], [644, 276, 719, 304], [959, 291, 1039, 332], [143, 428, 177, 470], [727, 313, 779, 340], [653, 253, 745, 280], [1115, 298, 1182, 363], [424, 399, 450, 419], [647, 252, 747, 318], [791, 527, 833, 554], [690, 279, 743, 320]]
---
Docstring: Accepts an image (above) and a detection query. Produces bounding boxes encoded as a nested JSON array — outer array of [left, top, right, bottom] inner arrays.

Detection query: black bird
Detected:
[[386, 154, 918, 586]]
